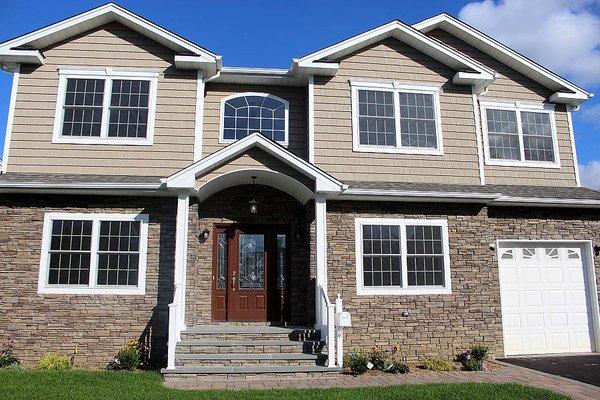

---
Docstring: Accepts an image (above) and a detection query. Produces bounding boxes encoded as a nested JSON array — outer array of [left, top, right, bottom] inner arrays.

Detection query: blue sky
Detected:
[[0, 0, 598, 186]]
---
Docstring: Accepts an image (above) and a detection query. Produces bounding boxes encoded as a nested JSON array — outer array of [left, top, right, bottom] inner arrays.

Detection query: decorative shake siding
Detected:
[[312, 38, 481, 185], [8, 22, 197, 176], [325, 201, 600, 359], [195, 148, 313, 190], [0, 194, 176, 367], [203, 83, 308, 159], [427, 29, 578, 187], [185, 185, 315, 326]]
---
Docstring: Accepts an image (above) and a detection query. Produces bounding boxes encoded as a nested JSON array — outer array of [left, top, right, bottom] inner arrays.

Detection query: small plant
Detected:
[[457, 345, 489, 371], [109, 340, 141, 371], [422, 356, 455, 371], [0, 339, 19, 368], [469, 345, 489, 362], [463, 358, 484, 371], [35, 353, 71, 370], [344, 350, 370, 375], [387, 362, 410, 374], [367, 346, 388, 371], [386, 342, 409, 374]]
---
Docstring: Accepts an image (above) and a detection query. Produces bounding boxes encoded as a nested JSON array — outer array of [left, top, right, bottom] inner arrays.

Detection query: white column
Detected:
[[314, 193, 328, 329], [174, 192, 190, 331]]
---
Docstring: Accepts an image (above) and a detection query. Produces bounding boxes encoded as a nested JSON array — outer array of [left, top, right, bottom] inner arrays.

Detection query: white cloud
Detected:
[[458, 0, 600, 86], [579, 161, 600, 189]]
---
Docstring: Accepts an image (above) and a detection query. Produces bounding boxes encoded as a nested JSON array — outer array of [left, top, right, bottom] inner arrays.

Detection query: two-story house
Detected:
[[0, 3, 599, 379]]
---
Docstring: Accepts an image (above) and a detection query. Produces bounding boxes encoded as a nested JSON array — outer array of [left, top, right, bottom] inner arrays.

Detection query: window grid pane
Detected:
[[108, 80, 150, 139], [97, 221, 141, 286], [48, 220, 93, 285], [223, 95, 286, 142], [406, 225, 444, 286], [399, 92, 437, 148], [362, 224, 401, 287], [62, 78, 104, 137], [521, 111, 555, 162], [486, 109, 520, 160], [357, 90, 396, 147]]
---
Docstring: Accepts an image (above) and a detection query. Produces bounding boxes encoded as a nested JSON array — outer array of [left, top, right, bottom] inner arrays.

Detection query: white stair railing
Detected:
[[166, 283, 184, 370], [318, 285, 337, 368]]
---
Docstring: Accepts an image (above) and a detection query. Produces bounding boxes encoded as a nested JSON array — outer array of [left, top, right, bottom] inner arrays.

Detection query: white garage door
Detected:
[[498, 244, 594, 355]]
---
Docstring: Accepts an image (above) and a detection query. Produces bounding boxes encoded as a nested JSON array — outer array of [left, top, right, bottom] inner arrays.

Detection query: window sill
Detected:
[[353, 145, 444, 156], [219, 137, 288, 147], [52, 136, 154, 146], [484, 159, 561, 169], [356, 286, 452, 296], [37, 286, 146, 295]]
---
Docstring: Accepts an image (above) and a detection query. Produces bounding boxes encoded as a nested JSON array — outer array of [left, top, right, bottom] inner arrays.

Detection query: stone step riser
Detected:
[[175, 359, 325, 367], [164, 371, 340, 381], [176, 343, 325, 354], [180, 331, 320, 342]]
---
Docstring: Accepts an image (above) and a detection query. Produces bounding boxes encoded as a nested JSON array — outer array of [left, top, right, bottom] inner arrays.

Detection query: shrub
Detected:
[[463, 358, 484, 371], [470, 345, 489, 362], [110, 340, 141, 371], [0, 339, 19, 368], [367, 346, 388, 371], [386, 362, 409, 374], [36, 353, 71, 370], [344, 350, 369, 375], [422, 357, 455, 372]]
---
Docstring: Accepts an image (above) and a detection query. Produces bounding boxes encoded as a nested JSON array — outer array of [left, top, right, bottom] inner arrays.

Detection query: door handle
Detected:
[[231, 275, 236, 290]]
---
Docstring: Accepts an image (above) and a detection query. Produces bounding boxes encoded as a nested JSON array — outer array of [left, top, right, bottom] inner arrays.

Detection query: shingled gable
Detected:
[[413, 13, 592, 105], [0, 2, 222, 76]]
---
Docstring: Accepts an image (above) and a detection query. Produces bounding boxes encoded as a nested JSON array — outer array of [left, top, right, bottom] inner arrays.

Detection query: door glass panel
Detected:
[[217, 233, 227, 289], [276, 234, 286, 289], [238, 234, 265, 290]]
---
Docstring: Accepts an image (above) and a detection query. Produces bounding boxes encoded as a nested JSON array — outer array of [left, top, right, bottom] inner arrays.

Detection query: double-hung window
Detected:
[[52, 68, 158, 145], [355, 218, 451, 295], [351, 81, 443, 155], [481, 101, 559, 167], [38, 213, 149, 295]]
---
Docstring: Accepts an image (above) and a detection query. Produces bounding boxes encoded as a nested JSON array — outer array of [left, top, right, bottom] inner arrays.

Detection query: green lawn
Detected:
[[0, 370, 569, 400]]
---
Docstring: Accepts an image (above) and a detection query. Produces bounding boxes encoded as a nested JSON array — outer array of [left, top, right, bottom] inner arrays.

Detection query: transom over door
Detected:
[[498, 244, 594, 355], [211, 225, 289, 322]]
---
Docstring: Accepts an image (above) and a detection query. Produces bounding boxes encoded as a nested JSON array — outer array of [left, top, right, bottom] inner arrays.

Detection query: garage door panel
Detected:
[[499, 244, 593, 356]]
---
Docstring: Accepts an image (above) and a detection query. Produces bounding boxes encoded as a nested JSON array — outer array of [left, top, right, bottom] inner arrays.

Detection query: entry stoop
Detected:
[[161, 324, 341, 381]]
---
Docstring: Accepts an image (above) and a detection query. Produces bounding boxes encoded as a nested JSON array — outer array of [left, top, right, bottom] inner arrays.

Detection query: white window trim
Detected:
[[38, 212, 149, 295], [52, 68, 158, 146], [354, 218, 451, 296], [480, 100, 560, 169], [219, 92, 290, 146], [351, 81, 444, 155]]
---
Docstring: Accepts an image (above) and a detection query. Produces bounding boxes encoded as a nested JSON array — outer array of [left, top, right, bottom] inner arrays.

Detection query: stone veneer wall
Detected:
[[186, 185, 315, 326], [326, 201, 600, 360], [0, 194, 176, 367]]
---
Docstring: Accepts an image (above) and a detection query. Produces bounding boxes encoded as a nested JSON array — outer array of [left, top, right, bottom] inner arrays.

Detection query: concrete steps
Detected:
[[162, 324, 339, 378]]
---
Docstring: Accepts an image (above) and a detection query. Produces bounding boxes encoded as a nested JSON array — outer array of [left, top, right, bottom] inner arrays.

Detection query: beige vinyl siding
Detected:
[[195, 148, 313, 189], [427, 28, 577, 187], [202, 83, 307, 159], [313, 38, 481, 184], [8, 22, 197, 176]]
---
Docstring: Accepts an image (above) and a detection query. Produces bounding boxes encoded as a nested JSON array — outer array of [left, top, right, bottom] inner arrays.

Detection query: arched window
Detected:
[[221, 93, 289, 144]]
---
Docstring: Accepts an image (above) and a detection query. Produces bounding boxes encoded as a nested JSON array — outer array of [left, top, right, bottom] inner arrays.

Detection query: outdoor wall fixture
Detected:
[[594, 244, 599, 257], [249, 176, 258, 214], [200, 228, 210, 242]]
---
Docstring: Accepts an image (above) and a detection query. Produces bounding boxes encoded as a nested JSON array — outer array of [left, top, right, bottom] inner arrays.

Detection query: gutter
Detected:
[[0, 181, 168, 197]]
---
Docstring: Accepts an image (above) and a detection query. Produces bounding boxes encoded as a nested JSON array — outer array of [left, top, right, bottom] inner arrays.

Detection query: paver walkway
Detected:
[[164, 361, 600, 399]]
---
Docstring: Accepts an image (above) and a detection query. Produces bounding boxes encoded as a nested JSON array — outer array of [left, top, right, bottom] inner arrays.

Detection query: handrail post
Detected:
[[167, 303, 178, 370], [335, 294, 343, 368], [327, 303, 335, 367]]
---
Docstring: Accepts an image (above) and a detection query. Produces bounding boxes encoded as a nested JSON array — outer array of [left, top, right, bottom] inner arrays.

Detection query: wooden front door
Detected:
[[211, 225, 289, 322]]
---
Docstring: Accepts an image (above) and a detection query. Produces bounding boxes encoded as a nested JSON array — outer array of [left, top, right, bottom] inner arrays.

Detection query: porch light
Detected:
[[249, 176, 258, 214], [201, 228, 210, 240]]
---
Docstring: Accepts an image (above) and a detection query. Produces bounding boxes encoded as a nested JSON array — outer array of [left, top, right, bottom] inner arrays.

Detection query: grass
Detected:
[[0, 370, 569, 400]]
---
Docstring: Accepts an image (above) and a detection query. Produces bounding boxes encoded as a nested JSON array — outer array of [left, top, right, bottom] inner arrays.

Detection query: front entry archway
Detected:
[[212, 224, 289, 322]]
